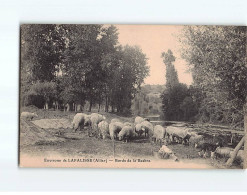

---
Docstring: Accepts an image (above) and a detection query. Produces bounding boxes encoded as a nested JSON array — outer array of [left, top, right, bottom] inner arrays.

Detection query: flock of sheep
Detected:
[[21, 111, 244, 164], [72, 113, 161, 142], [72, 113, 195, 146], [71, 112, 244, 164]]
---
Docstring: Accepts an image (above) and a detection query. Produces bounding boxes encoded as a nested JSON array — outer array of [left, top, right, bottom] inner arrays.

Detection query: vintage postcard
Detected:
[[19, 24, 247, 168]]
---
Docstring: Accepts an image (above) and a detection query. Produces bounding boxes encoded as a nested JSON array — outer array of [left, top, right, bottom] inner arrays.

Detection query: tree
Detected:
[[180, 26, 247, 166], [161, 49, 179, 89], [181, 26, 247, 125], [21, 24, 66, 82], [113, 45, 149, 114], [161, 83, 189, 121], [28, 81, 57, 109]]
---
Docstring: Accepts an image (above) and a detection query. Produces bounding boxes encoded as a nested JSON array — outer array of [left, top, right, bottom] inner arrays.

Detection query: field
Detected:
[[19, 106, 243, 169]]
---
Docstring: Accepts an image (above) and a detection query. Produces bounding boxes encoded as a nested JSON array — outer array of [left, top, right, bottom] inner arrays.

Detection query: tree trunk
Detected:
[[66, 103, 70, 112], [44, 102, 49, 110], [89, 100, 92, 112], [226, 135, 245, 167], [98, 102, 101, 112], [105, 96, 108, 112], [76, 104, 82, 112], [226, 102, 247, 167]]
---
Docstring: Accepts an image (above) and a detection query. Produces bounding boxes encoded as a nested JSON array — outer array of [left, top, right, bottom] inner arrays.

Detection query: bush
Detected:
[[22, 93, 45, 109]]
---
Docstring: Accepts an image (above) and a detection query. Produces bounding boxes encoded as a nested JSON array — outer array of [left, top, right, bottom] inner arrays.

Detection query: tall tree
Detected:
[[180, 26, 247, 166], [161, 49, 179, 89], [181, 26, 247, 126]]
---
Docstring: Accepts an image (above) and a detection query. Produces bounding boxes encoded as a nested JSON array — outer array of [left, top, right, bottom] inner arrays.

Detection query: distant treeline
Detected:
[[20, 24, 149, 114], [131, 85, 164, 118]]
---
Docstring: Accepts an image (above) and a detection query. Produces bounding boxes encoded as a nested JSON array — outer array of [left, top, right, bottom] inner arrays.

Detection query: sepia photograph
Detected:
[[19, 24, 247, 169]]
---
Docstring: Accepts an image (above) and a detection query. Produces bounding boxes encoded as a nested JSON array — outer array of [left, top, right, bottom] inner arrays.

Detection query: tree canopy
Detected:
[[20, 24, 149, 114], [180, 26, 247, 126]]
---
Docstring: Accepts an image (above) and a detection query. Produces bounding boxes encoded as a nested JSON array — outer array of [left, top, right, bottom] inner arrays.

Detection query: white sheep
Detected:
[[21, 112, 38, 120], [72, 113, 87, 132], [189, 134, 203, 147], [98, 121, 109, 140], [210, 147, 234, 159], [109, 122, 124, 140], [166, 126, 191, 144], [158, 145, 178, 161], [90, 113, 106, 135], [134, 116, 145, 124], [118, 126, 135, 142], [84, 114, 92, 127], [140, 121, 154, 138], [153, 125, 166, 144], [135, 123, 144, 137]]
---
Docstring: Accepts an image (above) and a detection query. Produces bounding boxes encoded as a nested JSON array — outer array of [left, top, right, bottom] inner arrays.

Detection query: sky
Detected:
[[115, 25, 193, 86]]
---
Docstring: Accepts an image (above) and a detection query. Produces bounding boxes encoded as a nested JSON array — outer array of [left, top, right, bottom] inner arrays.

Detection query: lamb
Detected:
[[118, 126, 135, 142], [109, 122, 124, 140], [20, 112, 38, 120], [134, 116, 145, 124], [98, 121, 109, 140], [140, 121, 154, 138], [72, 113, 87, 132], [153, 125, 166, 145]]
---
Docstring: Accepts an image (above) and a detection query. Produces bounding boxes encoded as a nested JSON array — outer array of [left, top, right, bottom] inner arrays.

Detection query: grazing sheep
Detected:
[[98, 121, 109, 140], [195, 142, 218, 151], [135, 123, 144, 137], [72, 113, 87, 132], [196, 142, 218, 158], [211, 147, 244, 164], [166, 126, 190, 144], [90, 113, 106, 135], [153, 125, 166, 145], [111, 118, 120, 124], [210, 147, 234, 160], [118, 126, 135, 142], [109, 122, 124, 140], [21, 112, 38, 120], [189, 134, 203, 147], [84, 114, 91, 127], [134, 116, 145, 124], [158, 145, 178, 161], [140, 121, 154, 138]]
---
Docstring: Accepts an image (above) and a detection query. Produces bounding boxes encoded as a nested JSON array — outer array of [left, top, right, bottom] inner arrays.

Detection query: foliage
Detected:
[[180, 26, 247, 125], [20, 25, 150, 113]]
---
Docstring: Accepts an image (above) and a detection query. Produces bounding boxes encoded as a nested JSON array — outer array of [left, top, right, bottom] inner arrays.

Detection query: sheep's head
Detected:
[[118, 135, 123, 141], [84, 117, 91, 126]]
